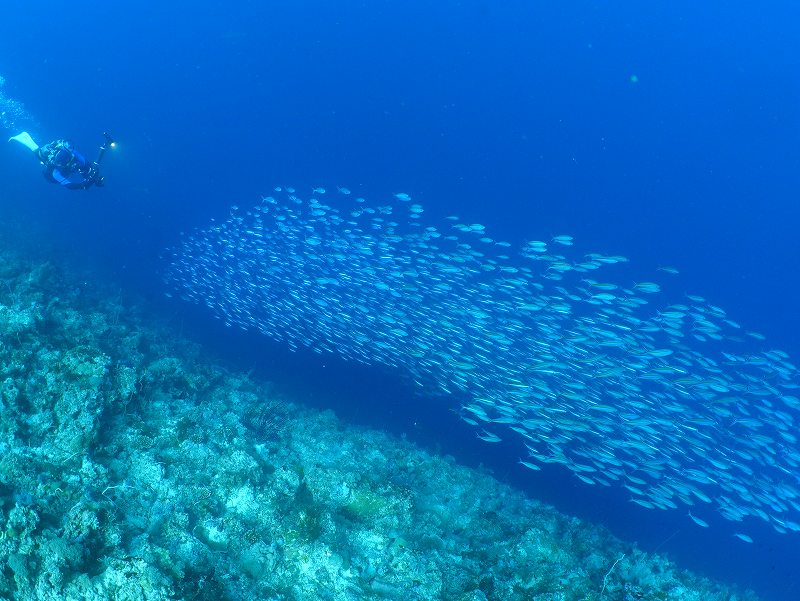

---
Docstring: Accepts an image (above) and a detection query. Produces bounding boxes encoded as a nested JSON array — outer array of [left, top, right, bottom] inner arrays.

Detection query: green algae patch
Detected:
[[342, 488, 391, 522]]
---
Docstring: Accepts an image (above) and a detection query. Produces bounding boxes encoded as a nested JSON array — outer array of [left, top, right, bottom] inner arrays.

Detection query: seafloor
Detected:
[[0, 244, 758, 601]]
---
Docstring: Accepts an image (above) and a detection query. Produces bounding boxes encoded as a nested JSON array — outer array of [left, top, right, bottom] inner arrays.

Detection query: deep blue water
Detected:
[[1, 2, 799, 599]]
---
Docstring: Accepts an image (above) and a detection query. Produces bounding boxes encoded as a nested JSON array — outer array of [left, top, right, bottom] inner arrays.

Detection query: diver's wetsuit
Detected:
[[38, 140, 103, 190]]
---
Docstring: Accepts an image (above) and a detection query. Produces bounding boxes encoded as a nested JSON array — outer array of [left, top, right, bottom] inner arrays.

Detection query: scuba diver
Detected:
[[38, 139, 103, 189], [8, 131, 115, 190]]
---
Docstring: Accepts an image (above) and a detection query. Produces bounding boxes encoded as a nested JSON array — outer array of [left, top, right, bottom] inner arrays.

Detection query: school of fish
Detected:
[[164, 187, 800, 541]]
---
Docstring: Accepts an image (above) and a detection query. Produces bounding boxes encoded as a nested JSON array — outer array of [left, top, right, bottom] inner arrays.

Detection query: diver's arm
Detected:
[[64, 181, 89, 190], [64, 175, 98, 190]]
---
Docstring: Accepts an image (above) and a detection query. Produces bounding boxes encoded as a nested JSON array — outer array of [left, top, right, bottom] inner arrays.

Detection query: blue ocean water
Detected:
[[1, 2, 799, 599]]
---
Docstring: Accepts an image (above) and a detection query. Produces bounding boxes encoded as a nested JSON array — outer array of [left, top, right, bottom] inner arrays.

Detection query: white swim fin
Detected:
[[8, 131, 39, 152]]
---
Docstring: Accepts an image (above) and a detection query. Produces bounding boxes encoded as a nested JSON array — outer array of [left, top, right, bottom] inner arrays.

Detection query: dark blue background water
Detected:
[[1, 2, 799, 599]]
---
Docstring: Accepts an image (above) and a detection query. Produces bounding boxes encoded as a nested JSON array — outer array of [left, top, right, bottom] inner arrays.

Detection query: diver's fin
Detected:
[[8, 131, 39, 152]]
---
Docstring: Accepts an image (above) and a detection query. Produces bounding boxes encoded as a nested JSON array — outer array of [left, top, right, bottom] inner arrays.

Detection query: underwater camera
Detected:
[[95, 132, 117, 165]]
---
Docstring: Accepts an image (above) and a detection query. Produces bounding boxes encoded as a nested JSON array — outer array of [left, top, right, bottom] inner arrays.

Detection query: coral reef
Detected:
[[0, 248, 760, 601]]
